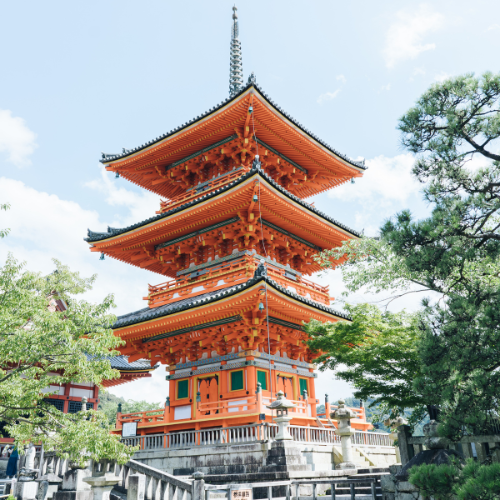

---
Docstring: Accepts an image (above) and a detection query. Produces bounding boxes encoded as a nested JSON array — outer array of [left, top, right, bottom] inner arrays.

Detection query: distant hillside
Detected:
[[98, 390, 162, 426]]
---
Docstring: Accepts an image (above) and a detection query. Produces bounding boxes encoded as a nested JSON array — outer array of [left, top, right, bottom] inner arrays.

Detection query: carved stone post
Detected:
[[332, 399, 356, 470], [192, 472, 205, 500], [83, 460, 120, 500], [396, 425, 414, 466], [126, 473, 145, 500], [384, 416, 408, 464]]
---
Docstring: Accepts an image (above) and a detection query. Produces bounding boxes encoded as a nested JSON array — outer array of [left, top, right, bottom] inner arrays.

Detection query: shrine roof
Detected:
[[109, 355, 155, 371], [113, 275, 350, 330], [85, 167, 360, 243], [100, 82, 366, 172]]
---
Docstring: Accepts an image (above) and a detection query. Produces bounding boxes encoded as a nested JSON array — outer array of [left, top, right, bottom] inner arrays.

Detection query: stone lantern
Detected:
[[266, 390, 296, 440], [331, 398, 357, 470], [384, 416, 408, 463]]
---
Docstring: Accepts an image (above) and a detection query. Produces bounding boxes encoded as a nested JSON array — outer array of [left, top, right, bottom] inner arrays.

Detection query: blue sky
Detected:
[[1, 0, 499, 403]]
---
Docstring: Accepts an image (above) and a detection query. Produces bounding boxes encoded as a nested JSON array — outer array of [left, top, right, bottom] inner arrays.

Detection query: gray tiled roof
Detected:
[[100, 83, 366, 172], [113, 275, 350, 330], [85, 167, 360, 243], [109, 355, 153, 371]]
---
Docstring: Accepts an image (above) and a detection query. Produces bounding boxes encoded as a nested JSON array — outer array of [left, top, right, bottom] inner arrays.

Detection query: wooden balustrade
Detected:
[[157, 170, 246, 214], [145, 256, 330, 308]]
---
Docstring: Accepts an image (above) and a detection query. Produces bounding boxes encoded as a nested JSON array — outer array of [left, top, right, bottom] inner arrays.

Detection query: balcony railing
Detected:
[[145, 256, 330, 308], [157, 169, 246, 214], [120, 423, 392, 451]]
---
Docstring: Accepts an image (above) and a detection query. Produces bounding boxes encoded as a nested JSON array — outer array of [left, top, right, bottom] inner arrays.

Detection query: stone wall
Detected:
[[131, 442, 396, 476]]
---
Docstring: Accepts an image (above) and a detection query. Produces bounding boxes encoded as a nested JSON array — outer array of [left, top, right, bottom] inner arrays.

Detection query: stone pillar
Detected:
[[396, 425, 414, 466], [332, 399, 356, 470], [16, 444, 39, 500], [54, 467, 92, 500], [126, 474, 145, 500], [83, 461, 120, 500], [384, 416, 408, 464], [192, 472, 205, 500], [36, 466, 62, 500]]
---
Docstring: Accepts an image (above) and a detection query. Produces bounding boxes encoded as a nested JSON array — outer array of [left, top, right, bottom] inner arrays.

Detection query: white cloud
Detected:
[[317, 89, 341, 104], [413, 67, 426, 76], [380, 83, 391, 91], [336, 74, 347, 84], [329, 153, 418, 204], [0, 110, 37, 167], [0, 175, 169, 402], [486, 24, 500, 32], [384, 5, 444, 68], [434, 71, 451, 82]]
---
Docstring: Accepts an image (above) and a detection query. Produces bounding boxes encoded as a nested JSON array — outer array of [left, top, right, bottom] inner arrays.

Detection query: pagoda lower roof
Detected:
[[113, 274, 350, 330], [100, 83, 366, 199], [86, 167, 359, 244]]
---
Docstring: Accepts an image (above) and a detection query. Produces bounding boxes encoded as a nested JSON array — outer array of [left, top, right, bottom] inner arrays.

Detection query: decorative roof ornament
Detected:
[[229, 5, 243, 97], [247, 72, 256, 85]]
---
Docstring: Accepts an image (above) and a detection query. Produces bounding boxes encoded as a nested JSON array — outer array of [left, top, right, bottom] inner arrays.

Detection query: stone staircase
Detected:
[[325, 468, 389, 499]]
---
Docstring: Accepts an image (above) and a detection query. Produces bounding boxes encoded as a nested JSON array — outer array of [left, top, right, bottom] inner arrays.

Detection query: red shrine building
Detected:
[[85, 7, 371, 436], [43, 297, 156, 414]]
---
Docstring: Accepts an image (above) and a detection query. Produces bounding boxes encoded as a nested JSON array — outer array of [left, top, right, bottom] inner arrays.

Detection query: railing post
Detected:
[[127, 473, 146, 500], [396, 425, 414, 465], [192, 472, 205, 500]]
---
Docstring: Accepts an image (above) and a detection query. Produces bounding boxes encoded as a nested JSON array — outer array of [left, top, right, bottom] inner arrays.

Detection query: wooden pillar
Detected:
[[308, 370, 317, 417], [63, 383, 71, 413], [246, 358, 257, 407]]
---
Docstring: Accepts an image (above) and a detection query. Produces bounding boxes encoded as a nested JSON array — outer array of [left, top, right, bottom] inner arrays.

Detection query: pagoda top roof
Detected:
[[100, 82, 366, 199], [85, 166, 360, 244], [101, 82, 365, 169], [113, 273, 350, 330]]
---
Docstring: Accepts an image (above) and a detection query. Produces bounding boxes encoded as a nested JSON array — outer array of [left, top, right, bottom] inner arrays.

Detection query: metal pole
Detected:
[[331, 483, 335, 500], [371, 480, 376, 500], [350, 483, 355, 500]]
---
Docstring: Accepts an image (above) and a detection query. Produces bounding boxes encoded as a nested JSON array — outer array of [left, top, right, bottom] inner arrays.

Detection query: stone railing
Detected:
[[121, 423, 393, 451], [115, 459, 194, 500]]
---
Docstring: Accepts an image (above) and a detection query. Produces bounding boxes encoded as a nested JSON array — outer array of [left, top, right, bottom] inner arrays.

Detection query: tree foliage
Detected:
[[313, 72, 500, 439], [409, 458, 500, 500], [98, 391, 162, 426], [305, 303, 426, 427], [1, 203, 10, 239], [0, 253, 135, 464]]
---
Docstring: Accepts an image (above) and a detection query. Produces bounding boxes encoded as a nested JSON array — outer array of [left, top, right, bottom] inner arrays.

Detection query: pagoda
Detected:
[[86, 7, 368, 435]]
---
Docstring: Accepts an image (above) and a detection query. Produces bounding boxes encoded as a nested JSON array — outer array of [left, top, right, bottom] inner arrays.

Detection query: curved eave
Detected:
[[86, 168, 360, 247], [100, 84, 366, 197], [113, 276, 350, 332]]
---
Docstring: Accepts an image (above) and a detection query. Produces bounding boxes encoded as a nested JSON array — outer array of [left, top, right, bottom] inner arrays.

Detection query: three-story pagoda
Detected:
[[86, 7, 369, 435]]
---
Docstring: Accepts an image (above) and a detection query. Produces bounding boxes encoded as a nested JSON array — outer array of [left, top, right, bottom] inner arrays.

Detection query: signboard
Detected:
[[206, 491, 228, 500], [231, 489, 252, 500], [122, 422, 138, 437]]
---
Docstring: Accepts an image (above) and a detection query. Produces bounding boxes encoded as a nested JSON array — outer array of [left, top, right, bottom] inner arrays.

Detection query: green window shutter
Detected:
[[257, 370, 267, 390], [177, 379, 189, 399], [299, 378, 308, 397], [231, 370, 244, 391]]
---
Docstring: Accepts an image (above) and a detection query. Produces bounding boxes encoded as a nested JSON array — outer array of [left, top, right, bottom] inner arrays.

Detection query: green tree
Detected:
[[1, 203, 10, 239], [0, 253, 135, 465], [409, 458, 500, 500], [315, 72, 500, 439], [306, 303, 426, 428], [98, 391, 162, 426]]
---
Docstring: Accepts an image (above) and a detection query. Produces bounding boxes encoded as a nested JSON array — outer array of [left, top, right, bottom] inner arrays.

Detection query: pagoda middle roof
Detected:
[[113, 274, 350, 330], [100, 82, 366, 199], [85, 166, 359, 244]]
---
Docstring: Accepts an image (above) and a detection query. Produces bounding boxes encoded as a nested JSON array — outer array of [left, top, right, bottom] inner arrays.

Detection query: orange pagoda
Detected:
[[85, 7, 369, 437]]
